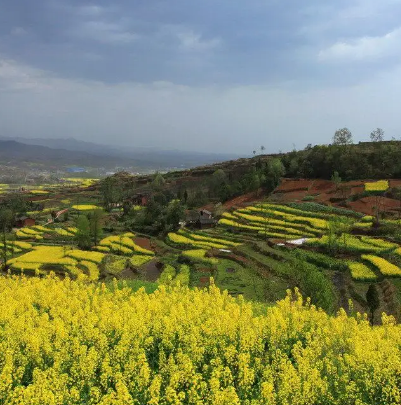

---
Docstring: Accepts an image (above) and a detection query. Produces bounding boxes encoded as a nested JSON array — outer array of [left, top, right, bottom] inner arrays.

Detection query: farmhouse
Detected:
[[15, 216, 36, 228], [197, 217, 217, 229], [131, 193, 150, 206], [200, 209, 212, 219], [185, 209, 217, 229]]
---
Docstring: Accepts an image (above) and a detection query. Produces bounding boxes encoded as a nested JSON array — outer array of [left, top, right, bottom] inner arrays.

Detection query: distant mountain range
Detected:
[[0, 137, 242, 171]]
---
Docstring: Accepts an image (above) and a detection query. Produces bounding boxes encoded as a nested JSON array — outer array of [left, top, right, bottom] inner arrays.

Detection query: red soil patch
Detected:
[[390, 180, 401, 188], [220, 177, 401, 217], [275, 179, 311, 192], [348, 196, 401, 216], [134, 237, 152, 251], [277, 190, 308, 202], [223, 191, 265, 209], [310, 179, 334, 192], [346, 180, 365, 187]]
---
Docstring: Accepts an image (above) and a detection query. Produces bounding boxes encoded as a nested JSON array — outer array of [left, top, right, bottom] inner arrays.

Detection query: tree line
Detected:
[[281, 128, 401, 180]]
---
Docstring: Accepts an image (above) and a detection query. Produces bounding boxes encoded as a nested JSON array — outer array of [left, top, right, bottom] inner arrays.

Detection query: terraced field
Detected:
[[6, 231, 156, 283], [2, 192, 401, 320]]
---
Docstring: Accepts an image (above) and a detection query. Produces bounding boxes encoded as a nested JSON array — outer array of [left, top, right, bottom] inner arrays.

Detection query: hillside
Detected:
[[2, 143, 401, 403], [0, 137, 242, 170], [0, 140, 144, 170], [126, 140, 401, 198]]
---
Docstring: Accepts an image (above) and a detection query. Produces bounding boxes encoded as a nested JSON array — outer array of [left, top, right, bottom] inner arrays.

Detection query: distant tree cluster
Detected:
[[332, 127, 385, 145], [278, 126, 397, 180]]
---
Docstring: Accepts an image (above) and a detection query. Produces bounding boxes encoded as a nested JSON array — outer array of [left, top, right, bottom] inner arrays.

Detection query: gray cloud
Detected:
[[1, 0, 401, 153], [1, 57, 400, 154]]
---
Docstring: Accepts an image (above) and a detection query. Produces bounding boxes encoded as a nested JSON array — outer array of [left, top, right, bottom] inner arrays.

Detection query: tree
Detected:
[[260, 145, 265, 154], [209, 169, 228, 200], [0, 193, 27, 216], [370, 128, 384, 142], [326, 217, 353, 253], [100, 177, 123, 212], [0, 209, 13, 271], [152, 172, 165, 190], [88, 209, 104, 246], [75, 215, 92, 250], [331, 171, 342, 192], [333, 128, 353, 146], [366, 284, 380, 325], [265, 158, 285, 190], [164, 199, 185, 233], [251, 172, 261, 195]]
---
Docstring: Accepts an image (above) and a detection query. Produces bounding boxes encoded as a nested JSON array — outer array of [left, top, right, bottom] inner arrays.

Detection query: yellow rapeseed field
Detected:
[[0, 276, 400, 404], [365, 180, 389, 192], [167, 232, 228, 249], [72, 205, 101, 211]]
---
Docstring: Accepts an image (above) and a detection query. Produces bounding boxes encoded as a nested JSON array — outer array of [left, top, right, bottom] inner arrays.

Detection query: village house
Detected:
[[185, 209, 217, 229], [15, 216, 36, 228], [131, 193, 150, 206]]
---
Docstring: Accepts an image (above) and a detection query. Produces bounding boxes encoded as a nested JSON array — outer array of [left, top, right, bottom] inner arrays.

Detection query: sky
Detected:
[[1, 0, 401, 154]]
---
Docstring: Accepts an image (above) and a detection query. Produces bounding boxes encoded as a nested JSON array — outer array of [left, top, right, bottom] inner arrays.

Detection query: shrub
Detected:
[[158, 264, 176, 284]]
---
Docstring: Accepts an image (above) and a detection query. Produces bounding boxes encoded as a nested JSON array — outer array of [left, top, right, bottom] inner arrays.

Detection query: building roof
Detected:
[[200, 209, 212, 216], [199, 218, 217, 224], [186, 210, 200, 222]]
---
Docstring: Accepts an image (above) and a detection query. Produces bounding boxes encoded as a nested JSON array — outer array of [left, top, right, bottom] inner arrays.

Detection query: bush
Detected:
[[158, 264, 176, 284]]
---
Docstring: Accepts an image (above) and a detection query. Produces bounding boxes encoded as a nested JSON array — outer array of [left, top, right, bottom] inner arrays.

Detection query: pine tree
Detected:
[[366, 284, 380, 325]]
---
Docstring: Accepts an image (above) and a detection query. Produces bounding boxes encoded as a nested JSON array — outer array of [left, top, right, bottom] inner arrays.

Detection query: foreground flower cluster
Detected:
[[0, 276, 400, 405]]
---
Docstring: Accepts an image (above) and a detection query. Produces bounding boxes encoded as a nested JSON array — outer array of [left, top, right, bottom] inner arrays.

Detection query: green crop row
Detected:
[[287, 202, 363, 218], [293, 249, 348, 271]]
